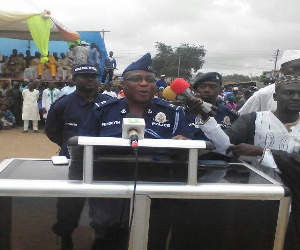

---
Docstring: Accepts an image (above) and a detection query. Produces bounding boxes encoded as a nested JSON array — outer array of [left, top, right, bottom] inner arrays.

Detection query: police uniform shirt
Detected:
[[45, 91, 111, 157], [83, 97, 189, 139], [186, 103, 239, 140]]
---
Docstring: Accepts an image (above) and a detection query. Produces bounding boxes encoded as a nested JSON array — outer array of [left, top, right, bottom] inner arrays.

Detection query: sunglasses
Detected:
[[124, 75, 156, 83]]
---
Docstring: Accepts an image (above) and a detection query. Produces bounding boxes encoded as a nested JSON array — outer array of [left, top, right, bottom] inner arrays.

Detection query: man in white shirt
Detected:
[[240, 50, 300, 115]]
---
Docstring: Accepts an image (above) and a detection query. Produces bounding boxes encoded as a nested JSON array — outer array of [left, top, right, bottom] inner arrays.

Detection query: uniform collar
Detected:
[[74, 91, 98, 107], [119, 98, 156, 117]]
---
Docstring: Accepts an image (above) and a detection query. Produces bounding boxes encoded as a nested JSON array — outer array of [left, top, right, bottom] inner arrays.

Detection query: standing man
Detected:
[[22, 81, 40, 133], [101, 51, 116, 83], [57, 53, 73, 80], [187, 72, 239, 140], [45, 64, 110, 249], [156, 74, 167, 89], [239, 50, 300, 115], [83, 53, 229, 249], [42, 82, 60, 120], [11, 81, 23, 125], [72, 41, 90, 66], [224, 75, 300, 249]]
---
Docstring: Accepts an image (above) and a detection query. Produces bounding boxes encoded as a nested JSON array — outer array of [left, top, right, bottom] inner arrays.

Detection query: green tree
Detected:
[[223, 74, 254, 83], [152, 42, 206, 80]]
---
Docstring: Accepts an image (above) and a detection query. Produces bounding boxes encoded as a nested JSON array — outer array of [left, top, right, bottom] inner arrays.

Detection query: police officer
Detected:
[[84, 53, 189, 249], [45, 64, 110, 249], [186, 72, 239, 140]]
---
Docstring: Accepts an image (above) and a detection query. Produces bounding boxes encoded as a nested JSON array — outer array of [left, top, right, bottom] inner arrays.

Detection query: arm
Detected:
[[225, 112, 256, 145], [44, 103, 64, 146]]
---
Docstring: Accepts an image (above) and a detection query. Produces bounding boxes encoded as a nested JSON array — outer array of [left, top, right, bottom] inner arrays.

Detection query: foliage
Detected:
[[222, 74, 259, 82], [152, 42, 206, 80]]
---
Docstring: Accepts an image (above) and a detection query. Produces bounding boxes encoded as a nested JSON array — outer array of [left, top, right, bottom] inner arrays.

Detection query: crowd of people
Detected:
[[1, 47, 300, 249], [0, 41, 116, 82], [42, 50, 300, 249]]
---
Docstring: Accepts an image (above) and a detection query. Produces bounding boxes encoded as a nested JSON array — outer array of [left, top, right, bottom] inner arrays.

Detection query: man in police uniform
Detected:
[[187, 72, 239, 140], [83, 53, 190, 249], [45, 64, 110, 249]]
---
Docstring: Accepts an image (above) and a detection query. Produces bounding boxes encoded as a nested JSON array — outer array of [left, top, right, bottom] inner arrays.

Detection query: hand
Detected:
[[185, 98, 209, 120], [226, 143, 264, 157], [41, 108, 47, 115], [172, 135, 188, 140]]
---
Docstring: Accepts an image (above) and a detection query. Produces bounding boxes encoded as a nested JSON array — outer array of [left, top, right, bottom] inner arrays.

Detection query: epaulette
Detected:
[[94, 98, 119, 109], [154, 98, 184, 111], [229, 108, 240, 117]]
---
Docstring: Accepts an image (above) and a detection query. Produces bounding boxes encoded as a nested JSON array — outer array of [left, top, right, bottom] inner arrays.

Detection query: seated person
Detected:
[[2, 49, 25, 77], [57, 53, 72, 80], [38, 53, 57, 79], [1, 103, 15, 125]]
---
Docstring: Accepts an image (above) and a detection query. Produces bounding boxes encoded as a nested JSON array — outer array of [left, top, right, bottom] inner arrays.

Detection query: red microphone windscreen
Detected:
[[163, 86, 177, 101], [170, 78, 190, 94]]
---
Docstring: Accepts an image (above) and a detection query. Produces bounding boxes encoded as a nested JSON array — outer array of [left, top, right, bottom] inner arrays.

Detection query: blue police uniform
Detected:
[[45, 91, 110, 239], [82, 97, 189, 249], [186, 103, 239, 140], [45, 91, 111, 158], [84, 97, 188, 139]]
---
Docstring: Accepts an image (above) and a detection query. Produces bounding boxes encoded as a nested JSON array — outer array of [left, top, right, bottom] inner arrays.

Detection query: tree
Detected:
[[152, 42, 206, 81], [222, 74, 259, 83]]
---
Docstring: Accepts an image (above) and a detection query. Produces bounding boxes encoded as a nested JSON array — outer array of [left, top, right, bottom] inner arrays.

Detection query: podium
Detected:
[[0, 136, 291, 249]]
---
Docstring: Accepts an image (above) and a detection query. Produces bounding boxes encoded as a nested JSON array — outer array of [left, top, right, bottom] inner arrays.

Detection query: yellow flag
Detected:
[[26, 14, 51, 63]]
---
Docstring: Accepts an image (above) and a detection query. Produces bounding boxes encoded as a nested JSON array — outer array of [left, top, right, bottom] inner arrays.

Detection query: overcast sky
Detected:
[[8, 0, 300, 77]]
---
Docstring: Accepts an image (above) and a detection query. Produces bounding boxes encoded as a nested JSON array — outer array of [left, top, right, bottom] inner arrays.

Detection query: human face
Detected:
[[123, 70, 157, 104], [274, 82, 300, 113], [74, 73, 98, 93], [194, 81, 221, 104]]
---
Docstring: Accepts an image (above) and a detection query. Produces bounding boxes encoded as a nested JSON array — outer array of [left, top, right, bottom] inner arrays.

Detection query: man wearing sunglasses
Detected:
[[82, 53, 189, 249]]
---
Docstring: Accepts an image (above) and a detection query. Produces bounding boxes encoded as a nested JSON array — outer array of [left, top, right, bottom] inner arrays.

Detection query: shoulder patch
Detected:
[[154, 98, 183, 111], [94, 98, 119, 109]]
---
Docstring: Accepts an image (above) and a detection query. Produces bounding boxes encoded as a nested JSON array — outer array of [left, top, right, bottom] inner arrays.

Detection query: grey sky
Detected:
[[13, 0, 300, 76]]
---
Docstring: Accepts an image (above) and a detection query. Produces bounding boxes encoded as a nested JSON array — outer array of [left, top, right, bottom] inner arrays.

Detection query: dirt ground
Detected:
[[0, 126, 59, 161]]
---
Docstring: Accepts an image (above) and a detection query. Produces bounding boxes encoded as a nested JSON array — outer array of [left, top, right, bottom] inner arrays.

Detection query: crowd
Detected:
[[1, 47, 300, 249], [0, 41, 116, 82]]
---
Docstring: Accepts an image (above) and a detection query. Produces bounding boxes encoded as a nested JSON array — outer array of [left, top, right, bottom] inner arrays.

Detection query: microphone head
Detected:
[[170, 78, 190, 94], [163, 86, 177, 101]]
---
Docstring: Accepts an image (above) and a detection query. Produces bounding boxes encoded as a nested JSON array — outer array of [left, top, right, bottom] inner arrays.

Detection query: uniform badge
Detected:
[[121, 109, 127, 114], [223, 116, 231, 125], [155, 112, 167, 123]]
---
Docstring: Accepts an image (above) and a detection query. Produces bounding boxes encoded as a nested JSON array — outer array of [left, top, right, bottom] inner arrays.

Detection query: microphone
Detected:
[[164, 79, 217, 116], [122, 113, 145, 148]]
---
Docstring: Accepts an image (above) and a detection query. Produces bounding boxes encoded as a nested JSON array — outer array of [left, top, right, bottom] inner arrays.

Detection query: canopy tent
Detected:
[[0, 7, 80, 62], [0, 9, 80, 41]]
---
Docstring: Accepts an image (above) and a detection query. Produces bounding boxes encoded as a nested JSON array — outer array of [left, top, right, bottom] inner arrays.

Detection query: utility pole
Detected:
[[100, 29, 110, 41], [272, 49, 280, 79], [178, 55, 181, 78], [274, 49, 280, 71]]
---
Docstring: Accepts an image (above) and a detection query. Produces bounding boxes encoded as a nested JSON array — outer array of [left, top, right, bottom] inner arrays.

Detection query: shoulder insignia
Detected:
[[154, 98, 183, 111], [95, 98, 119, 109]]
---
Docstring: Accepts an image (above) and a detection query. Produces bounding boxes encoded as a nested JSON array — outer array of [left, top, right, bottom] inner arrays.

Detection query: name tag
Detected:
[[151, 122, 170, 128], [102, 120, 121, 127]]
